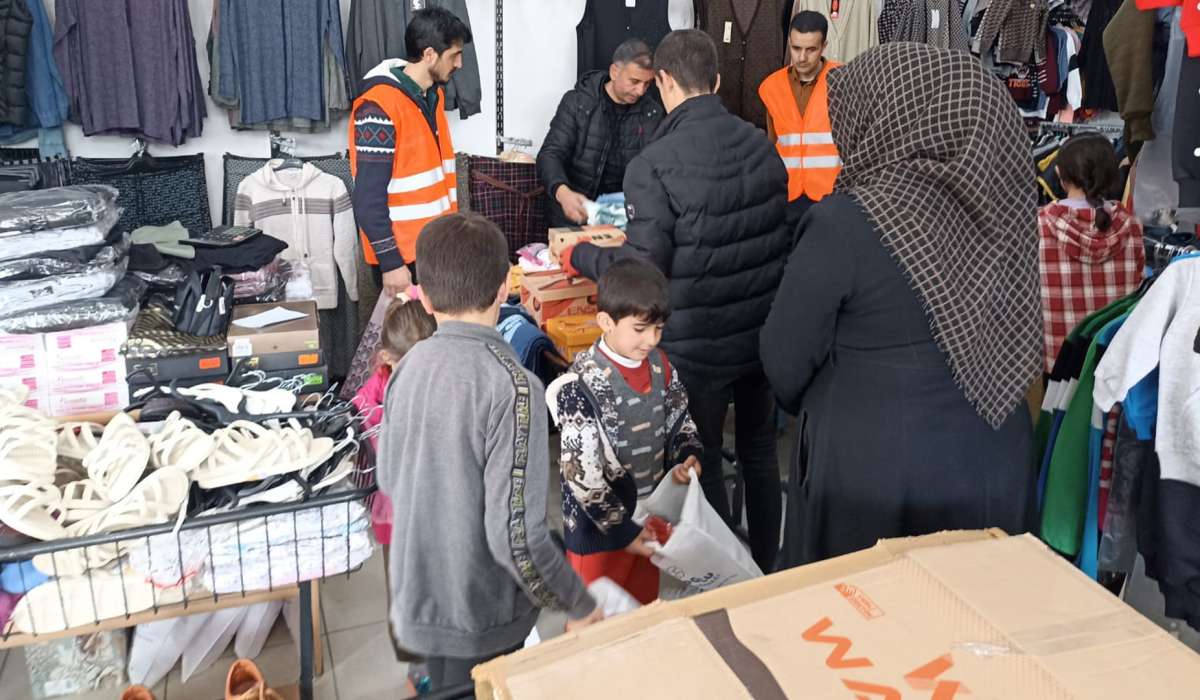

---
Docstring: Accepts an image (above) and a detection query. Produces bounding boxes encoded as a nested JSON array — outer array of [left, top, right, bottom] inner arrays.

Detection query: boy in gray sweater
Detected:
[[378, 213, 600, 690]]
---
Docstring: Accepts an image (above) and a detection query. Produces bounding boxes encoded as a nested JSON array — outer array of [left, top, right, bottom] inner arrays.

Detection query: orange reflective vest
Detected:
[[758, 62, 841, 202], [350, 74, 458, 265]]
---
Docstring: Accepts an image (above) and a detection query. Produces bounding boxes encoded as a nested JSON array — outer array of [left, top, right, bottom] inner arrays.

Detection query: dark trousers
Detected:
[[680, 367, 781, 573], [426, 644, 522, 691]]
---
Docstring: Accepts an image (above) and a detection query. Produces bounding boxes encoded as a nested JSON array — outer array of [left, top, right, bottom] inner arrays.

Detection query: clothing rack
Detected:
[[495, 0, 505, 155], [1145, 237, 1197, 269], [498, 136, 532, 149]]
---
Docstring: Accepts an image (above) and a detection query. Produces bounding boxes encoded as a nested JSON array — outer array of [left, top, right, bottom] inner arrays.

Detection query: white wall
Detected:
[[21, 0, 695, 224]]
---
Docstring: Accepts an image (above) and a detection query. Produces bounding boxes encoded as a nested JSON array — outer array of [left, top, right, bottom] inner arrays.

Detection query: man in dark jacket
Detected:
[[561, 29, 791, 574], [537, 39, 663, 227]]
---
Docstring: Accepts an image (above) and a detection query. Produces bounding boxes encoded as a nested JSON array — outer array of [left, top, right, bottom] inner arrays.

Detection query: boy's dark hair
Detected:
[[598, 258, 670, 324], [613, 39, 653, 70], [1055, 133, 1120, 232], [653, 30, 718, 94], [416, 213, 509, 314], [381, 298, 437, 361], [405, 7, 473, 61], [790, 11, 829, 41]]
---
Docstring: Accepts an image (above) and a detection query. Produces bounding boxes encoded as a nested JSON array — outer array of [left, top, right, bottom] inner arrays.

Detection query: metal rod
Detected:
[[0, 488, 373, 563], [298, 579, 315, 700]]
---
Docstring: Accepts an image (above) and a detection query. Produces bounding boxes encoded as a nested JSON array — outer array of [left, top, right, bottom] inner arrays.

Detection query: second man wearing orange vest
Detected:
[[759, 12, 842, 232], [350, 8, 471, 300]]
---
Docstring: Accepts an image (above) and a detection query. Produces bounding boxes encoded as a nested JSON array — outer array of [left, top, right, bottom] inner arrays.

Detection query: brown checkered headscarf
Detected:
[[828, 43, 1040, 428]]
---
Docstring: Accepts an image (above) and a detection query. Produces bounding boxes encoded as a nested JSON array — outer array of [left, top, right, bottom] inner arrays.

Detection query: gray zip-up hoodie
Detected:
[[378, 321, 596, 657]]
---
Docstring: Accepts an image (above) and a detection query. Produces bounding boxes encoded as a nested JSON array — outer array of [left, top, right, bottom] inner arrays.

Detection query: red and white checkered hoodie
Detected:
[[1038, 202, 1145, 372]]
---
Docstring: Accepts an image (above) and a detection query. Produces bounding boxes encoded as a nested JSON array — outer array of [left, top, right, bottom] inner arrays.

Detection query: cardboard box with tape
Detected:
[[548, 225, 626, 264], [520, 271, 598, 327], [474, 531, 1200, 699]]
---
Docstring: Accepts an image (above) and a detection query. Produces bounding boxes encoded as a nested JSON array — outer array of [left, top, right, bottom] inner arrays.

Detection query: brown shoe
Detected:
[[120, 686, 156, 700], [226, 659, 267, 700]]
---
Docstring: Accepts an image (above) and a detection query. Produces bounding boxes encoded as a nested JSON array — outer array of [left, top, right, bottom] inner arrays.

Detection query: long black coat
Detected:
[[761, 195, 1037, 567], [572, 94, 790, 380], [536, 71, 662, 228]]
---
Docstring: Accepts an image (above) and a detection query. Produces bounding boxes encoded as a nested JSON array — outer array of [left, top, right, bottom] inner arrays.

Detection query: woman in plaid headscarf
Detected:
[[761, 43, 1042, 567]]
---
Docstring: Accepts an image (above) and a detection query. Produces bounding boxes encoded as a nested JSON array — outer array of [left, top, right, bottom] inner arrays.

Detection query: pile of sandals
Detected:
[[0, 380, 362, 633]]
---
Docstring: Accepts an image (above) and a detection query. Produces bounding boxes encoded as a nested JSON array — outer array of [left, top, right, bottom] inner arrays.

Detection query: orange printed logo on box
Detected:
[[298, 353, 320, 366], [803, 616, 967, 699], [836, 583, 885, 620], [198, 357, 222, 371]]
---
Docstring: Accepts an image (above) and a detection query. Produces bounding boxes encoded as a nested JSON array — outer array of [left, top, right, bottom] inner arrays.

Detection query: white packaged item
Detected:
[[181, 606, 248, 682], [0, 253, 126, 317], [634, 471, 763, 598], [127, 617, 188, 689], [45, 385, 130, 418], [0, 332, 44, 376], [234, 600, 284, 659], [39, 362, 125, 395], [588, 577, 641, 618], [0, 372, 43, 397], [42, 321, 127, 369]]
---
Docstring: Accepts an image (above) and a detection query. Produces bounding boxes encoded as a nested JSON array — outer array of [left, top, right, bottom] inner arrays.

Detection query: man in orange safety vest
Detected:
[[759, 11, 841, 232]]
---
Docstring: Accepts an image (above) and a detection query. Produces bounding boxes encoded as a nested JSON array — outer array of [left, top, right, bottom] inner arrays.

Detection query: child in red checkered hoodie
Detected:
[[1037, 134, 1144, 373]]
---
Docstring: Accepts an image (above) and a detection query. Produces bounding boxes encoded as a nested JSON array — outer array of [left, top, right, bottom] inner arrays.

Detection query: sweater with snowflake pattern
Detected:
[[547, 343, 702, 555]]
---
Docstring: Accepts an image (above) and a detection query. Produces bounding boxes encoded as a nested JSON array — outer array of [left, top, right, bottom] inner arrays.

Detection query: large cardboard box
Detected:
[[545, 315, 601, 361], [474, 531, 1200, 699], [226, 301, 320, 359], [547, 225, 626, 263], [520, 271, 598, 327], [126, 350, 229, 385]]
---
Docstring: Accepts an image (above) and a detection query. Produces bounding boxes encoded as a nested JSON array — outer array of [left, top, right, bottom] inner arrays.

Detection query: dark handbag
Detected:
[[172, 267, 235, 336]]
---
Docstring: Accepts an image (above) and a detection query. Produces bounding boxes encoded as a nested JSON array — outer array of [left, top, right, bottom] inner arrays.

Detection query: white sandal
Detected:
[[193, 421, 333, 489], [0, 405, 57, 482], [177, 384, 246, 414], [59, 479, 112, 524], [0, 383, 29, 408], [35, 467, 190, 577], [56, 422, 104, 462], [178, 384, 296, 416], [6, 569, 183, 635], [148, 412, 215, 472], [82, 412, 149, 502], [0, 481, 67, 541]]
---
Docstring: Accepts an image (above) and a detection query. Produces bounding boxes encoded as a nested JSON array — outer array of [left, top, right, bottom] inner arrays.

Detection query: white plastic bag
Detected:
[[234, 600, 283, 660], [634, 471, 762, 598], [181, 607, 248, 682], [128, 617, 189, 689]]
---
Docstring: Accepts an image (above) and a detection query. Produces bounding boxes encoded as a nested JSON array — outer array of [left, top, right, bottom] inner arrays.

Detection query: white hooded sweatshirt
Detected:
[[234, 161, 359, 310]]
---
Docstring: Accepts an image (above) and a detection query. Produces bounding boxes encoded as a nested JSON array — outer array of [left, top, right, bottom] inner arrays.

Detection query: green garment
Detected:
[[1039, 296, 1139, 557], [131, 221, 193, 259]]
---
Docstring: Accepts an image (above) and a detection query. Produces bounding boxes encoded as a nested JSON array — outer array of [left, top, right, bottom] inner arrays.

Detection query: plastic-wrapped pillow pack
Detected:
[[0, 275, 146, 334], [0, 236, 130, 317], [0, 185, 118, 236]]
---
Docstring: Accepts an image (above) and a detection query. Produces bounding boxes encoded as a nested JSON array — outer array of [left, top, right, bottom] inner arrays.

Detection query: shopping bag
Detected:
[[128, 618, 188, 688], [181, 606, 248, 682], [234, 600, 284, 659], [634, 470, 762, 598]]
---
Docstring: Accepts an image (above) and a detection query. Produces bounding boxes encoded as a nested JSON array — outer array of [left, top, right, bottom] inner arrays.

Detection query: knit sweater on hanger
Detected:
[[233, 162, 359, 310]]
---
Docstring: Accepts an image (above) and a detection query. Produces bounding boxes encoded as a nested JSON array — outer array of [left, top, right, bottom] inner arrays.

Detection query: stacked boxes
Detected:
[[226, 301, 327, 394], [1, 322, 130, 417]]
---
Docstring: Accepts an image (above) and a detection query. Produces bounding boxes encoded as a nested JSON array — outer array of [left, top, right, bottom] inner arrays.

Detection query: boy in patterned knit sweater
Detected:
[[547, 258, 702, 604]]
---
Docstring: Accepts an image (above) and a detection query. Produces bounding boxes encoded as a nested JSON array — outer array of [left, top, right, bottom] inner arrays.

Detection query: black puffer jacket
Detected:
[[536, 70, 662, 228], [0, 0, 31, 127], [571, 95, 790, 379]]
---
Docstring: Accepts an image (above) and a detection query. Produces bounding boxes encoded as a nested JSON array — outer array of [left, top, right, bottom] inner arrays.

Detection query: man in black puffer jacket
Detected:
[[564, 29, 790, 574], [537, 39, 663, 228]]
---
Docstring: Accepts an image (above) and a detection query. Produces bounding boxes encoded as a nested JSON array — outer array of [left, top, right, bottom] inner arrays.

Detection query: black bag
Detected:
[[173, 267, 235, 336]]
